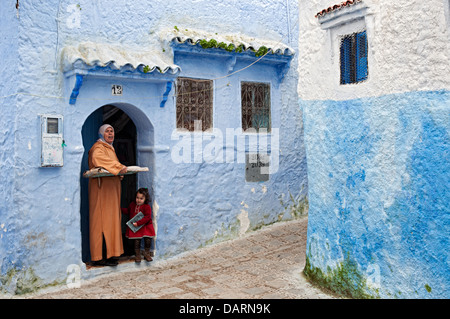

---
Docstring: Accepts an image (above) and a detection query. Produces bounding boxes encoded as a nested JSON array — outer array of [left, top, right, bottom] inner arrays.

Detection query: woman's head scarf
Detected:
[[98, 124, 114, 145]]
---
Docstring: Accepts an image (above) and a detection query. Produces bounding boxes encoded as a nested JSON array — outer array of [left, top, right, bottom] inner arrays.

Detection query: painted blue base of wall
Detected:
[[300, 90, 449, 298]]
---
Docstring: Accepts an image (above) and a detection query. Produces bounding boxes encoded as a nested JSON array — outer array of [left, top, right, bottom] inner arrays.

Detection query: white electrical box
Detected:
[[40, 115, 64, 167]]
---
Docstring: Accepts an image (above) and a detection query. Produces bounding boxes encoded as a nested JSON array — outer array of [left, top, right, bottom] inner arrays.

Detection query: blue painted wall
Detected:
[[0, 3, 20, 291], [301, 90, 449, 298], [0, 0, 306, 294]]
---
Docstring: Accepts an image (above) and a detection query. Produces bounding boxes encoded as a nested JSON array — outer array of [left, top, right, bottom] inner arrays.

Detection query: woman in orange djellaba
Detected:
[[88, 124, 127, 266]]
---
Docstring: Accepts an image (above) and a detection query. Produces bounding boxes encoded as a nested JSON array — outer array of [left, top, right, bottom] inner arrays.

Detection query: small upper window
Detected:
[[340, 31, 368, 85], [176, 77, 213, 131], [241, 82, 271, 132], [46, 118, 60, 134], [316, 1, 369, 87]]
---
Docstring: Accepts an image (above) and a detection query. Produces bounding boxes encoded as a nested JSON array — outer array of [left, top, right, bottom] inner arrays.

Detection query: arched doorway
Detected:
[[80, 104, 147, 263]]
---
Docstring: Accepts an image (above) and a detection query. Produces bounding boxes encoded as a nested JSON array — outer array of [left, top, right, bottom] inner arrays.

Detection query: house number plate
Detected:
[[112, 84, 123, 96]]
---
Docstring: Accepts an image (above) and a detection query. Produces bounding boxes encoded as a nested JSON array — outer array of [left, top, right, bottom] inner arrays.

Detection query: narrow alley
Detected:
[[23, 217, 337, 300]]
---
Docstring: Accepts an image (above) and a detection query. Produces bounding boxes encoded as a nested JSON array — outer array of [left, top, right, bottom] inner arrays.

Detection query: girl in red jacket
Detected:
[[122, 188, 155, 262]]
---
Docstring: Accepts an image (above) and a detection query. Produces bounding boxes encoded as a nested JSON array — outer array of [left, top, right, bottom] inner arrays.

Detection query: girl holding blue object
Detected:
[[122, 187, 155, 262]]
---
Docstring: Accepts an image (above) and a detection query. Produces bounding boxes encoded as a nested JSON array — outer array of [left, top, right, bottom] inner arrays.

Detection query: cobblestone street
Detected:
[[22, 217, 337, 300]]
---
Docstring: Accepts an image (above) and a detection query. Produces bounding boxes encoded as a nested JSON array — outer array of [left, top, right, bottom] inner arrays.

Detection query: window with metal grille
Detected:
[[176, 77, 213, 131], [241, 82, 271, 132], [340, 30, 368, 85]]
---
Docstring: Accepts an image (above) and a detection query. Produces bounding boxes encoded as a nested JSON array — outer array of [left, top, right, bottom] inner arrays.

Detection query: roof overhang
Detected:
[[61, 41, 181, 78], [61, 42, 181, 105], [164, 27, 294, 82], [166, 27, 295, 56], [316, 0, 368, 29]]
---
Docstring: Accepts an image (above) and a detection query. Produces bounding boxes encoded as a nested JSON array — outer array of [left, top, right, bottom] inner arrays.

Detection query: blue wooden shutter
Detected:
[[340, 36, 352, 84], [356, 31, 368, 82]]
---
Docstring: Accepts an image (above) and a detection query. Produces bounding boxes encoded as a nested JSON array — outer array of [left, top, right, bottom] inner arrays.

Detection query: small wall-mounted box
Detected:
[[40, 115, 64, 167], [245, 153, 270, 182]]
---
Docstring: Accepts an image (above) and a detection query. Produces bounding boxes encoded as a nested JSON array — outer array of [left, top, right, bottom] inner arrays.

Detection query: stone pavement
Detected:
[[25, 217, 338, 299]]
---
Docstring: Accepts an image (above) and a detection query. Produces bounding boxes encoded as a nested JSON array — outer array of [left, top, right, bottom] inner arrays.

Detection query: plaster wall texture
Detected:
[[298, 0, 450, 101], [0, 3, 20, 287], [298, 0, 449, 298], [0, 0, 306, 294]]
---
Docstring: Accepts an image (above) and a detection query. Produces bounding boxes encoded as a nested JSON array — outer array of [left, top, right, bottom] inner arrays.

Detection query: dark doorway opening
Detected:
[[80, 105, 137, 263]]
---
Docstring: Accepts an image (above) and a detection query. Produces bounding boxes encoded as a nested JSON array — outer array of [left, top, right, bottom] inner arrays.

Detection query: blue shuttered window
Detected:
[[340, 30, 368, 84], [356, 31, 368, 82], [340, 36, 353, 84]]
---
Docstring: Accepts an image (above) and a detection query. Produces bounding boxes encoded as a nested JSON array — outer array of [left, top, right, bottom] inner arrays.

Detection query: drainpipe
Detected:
[[286, 0, 291, 45]]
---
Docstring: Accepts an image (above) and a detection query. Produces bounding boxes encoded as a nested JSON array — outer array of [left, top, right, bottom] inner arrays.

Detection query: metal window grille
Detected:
[[340, 30, 368, 84], [47, 117, 59, 134], [176, 77, 213, 131], [241, 82, 271, 132]]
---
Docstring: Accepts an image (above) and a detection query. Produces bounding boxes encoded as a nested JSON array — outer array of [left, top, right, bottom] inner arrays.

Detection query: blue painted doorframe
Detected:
[[80, 107, 103, 262], [80, 106, 140, 262]]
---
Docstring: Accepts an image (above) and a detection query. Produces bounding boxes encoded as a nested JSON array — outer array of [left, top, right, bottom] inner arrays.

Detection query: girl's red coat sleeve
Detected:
[[123, 202, 155, 239], [136, 204, 152, 226]]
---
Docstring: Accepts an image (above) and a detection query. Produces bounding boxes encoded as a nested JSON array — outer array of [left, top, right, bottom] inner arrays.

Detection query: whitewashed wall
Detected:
[[298, 0, 450, 101]]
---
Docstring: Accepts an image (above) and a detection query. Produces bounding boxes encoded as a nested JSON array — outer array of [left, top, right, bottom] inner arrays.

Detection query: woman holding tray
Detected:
[[88, 124, 127, 266]]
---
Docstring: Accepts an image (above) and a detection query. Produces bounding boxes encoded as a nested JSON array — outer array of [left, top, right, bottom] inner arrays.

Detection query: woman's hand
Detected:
[[119, 166, 127, 180], [119, 166, 128, 174]]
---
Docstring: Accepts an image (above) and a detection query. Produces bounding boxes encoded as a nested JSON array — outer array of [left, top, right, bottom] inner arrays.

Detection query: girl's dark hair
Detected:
[[136, 187, 151, 204]]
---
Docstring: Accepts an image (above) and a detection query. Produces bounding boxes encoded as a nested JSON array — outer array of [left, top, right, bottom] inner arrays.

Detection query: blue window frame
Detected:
[[340, 31, 368, 84]]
